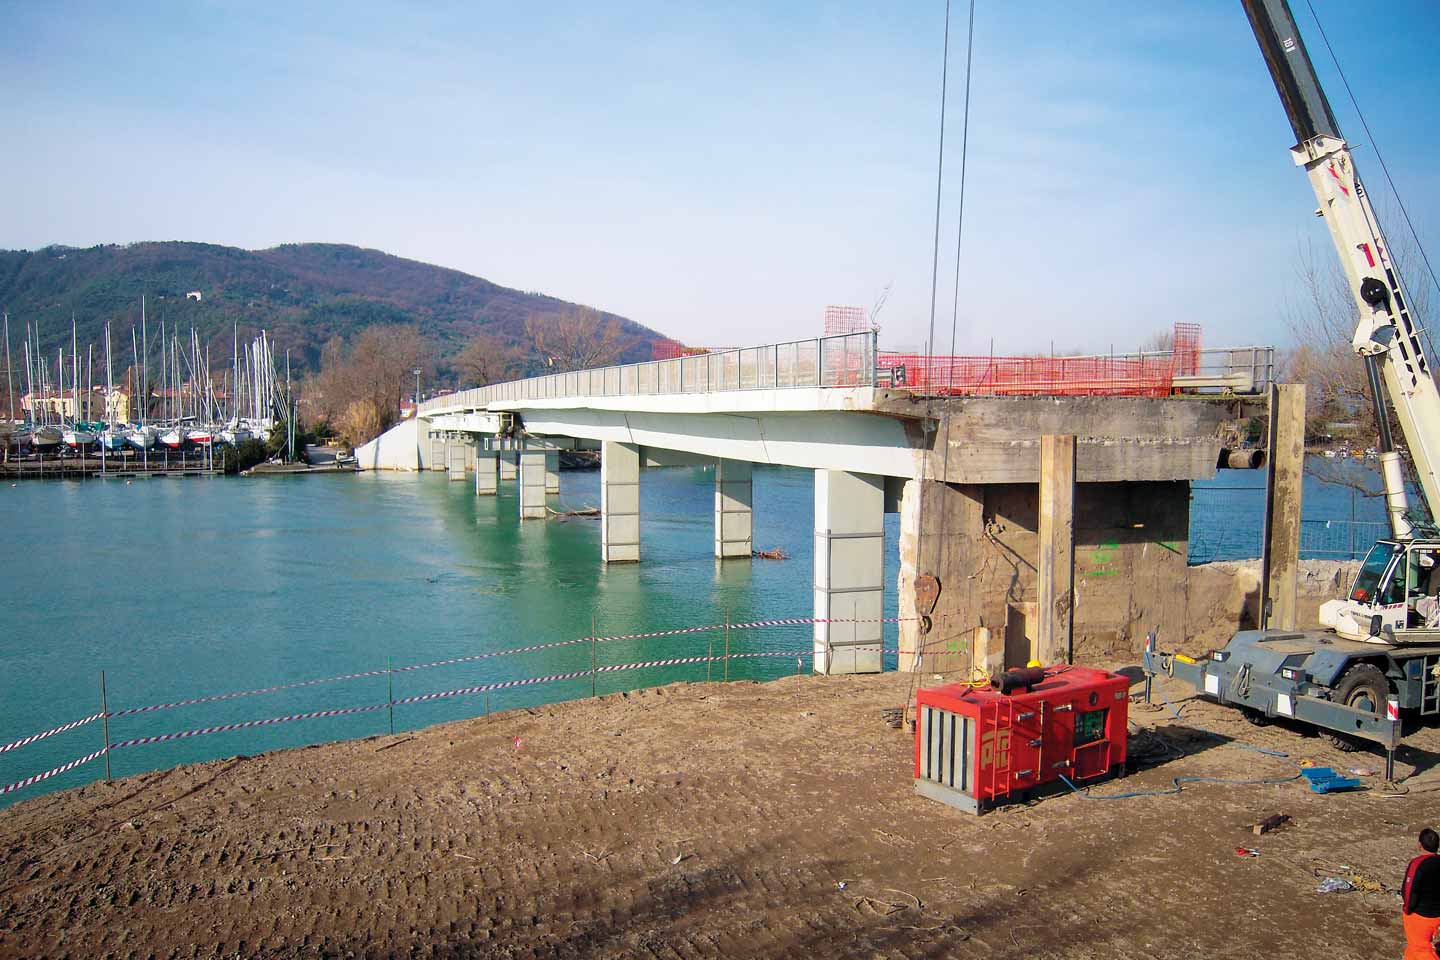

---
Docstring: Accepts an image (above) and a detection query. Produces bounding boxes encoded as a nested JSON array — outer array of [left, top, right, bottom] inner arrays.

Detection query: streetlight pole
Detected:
[[414, 367, 423, 470]]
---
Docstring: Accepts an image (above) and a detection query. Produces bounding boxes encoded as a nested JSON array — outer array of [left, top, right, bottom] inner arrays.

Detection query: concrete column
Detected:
[[601, 441, 641, 563], [474, 445, 499, 496], [519, 450, 547, 520], [498, 439, 517, 482], [1261, 384, 1306, 630], [544, 451, 560, 495], [1037, 435, 1076, 664], [714, 458, 753, 559], [446, 439, 466, 481], [813, 469, 884, 675]]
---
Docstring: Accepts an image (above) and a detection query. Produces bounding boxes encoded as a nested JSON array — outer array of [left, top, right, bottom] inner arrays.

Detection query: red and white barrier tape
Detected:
[[0, 645, 905, 796], [108, 703, 389, 751], [0, 712, 104, 756], [100, 616, 907, 720], [0, 749, 107, 795]]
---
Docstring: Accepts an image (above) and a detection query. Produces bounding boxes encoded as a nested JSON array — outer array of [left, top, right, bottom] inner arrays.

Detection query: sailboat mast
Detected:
[[70, 319, 77, 425], [140, 296, 148, 426], [3, 311, 13, 423], [105, 322, 114, 425]]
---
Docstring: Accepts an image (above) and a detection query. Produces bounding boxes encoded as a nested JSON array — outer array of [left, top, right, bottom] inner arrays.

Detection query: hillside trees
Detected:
[[524, 307, 625, 372], [309, 325, 429, 445], [455, 333, 526, 387]]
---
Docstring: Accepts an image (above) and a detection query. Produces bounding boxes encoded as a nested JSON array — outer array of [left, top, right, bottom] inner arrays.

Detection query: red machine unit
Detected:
[[914, 666, 1129, 814]]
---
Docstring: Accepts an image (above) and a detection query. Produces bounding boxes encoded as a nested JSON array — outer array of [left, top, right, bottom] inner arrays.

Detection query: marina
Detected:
[[1, 306, 292, 479]]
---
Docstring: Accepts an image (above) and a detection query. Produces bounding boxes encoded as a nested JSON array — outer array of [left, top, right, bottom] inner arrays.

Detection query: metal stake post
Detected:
[[591, 613, 598, 698], [100, 671, 112, 782], [724, 609, 731, 682], [387, 657, 395, 735], [707, 632, 714, 683]]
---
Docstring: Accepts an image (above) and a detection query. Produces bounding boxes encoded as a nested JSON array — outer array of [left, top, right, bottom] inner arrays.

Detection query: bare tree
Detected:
[[455, 334, 525, 387], [1138, 329, 1175, 353], [524, 307, 625, 372], [310, 325, 429, 445]]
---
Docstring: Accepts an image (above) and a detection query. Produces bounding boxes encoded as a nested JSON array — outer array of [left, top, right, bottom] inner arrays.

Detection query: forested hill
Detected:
[[0, 242, 666, 380]]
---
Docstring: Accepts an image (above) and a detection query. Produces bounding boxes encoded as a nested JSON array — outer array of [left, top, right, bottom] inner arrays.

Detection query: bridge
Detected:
[[358, 330, 1274, 677]]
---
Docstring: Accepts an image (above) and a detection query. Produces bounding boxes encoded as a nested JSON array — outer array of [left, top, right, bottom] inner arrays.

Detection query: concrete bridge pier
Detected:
[[474, 443, 499, 496], [499, 439, 518, 482], [519, 449, 548, 520], [445, 438, 467, 481], [714, 459, 753, 559], [813, 469, 884, 675], [601, 441, 641, 562], [544, 452, 560, 495]]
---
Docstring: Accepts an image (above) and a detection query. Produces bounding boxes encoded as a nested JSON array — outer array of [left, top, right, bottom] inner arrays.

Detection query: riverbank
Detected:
[[2, 670, 1436, 959]]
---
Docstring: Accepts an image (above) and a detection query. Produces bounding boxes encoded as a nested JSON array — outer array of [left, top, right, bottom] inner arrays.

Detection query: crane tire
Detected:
[[1321, 663, 1388, 753]]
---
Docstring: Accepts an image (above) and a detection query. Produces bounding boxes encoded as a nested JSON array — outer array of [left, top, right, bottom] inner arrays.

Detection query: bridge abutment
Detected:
[[896, 478, 1190, 674], [813, 469, 884, 675], [714, 459, 753, 559], [601, 441, 641, 563]]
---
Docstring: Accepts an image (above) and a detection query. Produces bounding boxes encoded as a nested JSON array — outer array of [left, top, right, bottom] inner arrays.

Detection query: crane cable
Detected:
[[905, 0, 980, 718]]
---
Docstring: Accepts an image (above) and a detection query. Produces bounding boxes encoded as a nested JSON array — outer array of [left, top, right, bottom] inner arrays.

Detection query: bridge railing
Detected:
[[421, 332, 1274, 415], [420, 331, 877, 414]]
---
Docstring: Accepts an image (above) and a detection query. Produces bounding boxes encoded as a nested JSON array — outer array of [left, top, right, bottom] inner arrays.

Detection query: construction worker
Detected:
[[1402, 828, 1440, 959]]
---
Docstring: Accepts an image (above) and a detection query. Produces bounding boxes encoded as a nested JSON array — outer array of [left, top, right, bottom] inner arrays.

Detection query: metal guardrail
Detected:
[[421, 331, 878, 414], [420, 334, 1275, 415]]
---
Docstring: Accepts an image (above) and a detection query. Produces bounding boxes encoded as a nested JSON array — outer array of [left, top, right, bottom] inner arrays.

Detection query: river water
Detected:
[[0, 456, 1389, 806]]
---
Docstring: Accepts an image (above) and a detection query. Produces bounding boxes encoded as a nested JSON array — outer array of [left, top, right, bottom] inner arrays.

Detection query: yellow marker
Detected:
[[1174, 654, 1197, 665]]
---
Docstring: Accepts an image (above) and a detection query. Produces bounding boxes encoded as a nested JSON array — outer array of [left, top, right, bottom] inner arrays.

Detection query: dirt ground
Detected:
[[2, 669, 1439, 960]]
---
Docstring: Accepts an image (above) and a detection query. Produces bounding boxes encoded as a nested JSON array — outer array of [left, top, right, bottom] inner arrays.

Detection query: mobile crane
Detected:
[[1145, 0, 1440, 772]]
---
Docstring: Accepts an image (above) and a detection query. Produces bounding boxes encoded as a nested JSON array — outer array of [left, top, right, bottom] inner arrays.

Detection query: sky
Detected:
[[3, 1, 1438, 355]]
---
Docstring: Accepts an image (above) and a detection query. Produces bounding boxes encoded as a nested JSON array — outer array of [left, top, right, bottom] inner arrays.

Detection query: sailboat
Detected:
[[97, 322, 128, 452], [159, 425, 188, 448], [126, 424, 157, 450], [31, 424, 61, 450]]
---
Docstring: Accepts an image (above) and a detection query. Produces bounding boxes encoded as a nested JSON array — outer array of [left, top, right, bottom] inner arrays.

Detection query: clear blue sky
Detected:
[[3, 1, 1437, 354]]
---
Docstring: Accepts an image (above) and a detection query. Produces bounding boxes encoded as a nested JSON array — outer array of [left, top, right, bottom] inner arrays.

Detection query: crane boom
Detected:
[[1242, 0, 1440, 537]]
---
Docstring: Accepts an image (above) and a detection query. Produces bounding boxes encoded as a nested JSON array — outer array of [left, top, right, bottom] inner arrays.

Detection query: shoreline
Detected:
[[1, 669, 1432, 958]]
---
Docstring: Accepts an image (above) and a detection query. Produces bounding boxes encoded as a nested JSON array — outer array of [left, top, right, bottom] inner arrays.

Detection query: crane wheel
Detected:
[[1321, 663, 1388, 753]]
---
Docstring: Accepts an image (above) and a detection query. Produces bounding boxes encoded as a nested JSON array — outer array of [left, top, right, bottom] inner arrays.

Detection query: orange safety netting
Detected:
[[651, 339, 715, 361], [880, 324, 1202, 398], [823, 305, 870, 336]]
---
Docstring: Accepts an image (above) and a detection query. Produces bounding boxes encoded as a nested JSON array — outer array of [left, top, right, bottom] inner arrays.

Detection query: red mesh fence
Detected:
[[652, 340, 715, 361], [880, 323, 1201, 398], [1173, 322, 1202, 377], [823, 305, 869, 336]]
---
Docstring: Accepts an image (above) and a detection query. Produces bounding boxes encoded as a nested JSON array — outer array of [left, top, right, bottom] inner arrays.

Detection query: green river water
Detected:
[[0, 468, 901, 806]]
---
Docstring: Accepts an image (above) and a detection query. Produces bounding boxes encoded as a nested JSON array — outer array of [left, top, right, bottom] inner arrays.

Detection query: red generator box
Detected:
[[914, 665, 1129, 814]]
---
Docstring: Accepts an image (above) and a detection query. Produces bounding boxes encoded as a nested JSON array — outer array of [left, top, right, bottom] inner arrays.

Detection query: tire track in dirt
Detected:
[[0, 673, 1435, 958]]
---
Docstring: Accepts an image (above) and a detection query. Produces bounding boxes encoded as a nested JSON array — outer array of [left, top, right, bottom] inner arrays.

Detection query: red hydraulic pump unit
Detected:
[[914, 665, 1129, 814]]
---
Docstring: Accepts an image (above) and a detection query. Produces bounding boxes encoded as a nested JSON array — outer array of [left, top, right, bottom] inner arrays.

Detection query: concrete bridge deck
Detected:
[[358, 331, 1273, 678]]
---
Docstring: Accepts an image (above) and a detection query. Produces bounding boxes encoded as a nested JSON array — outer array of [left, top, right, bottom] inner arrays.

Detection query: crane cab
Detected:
[[1320, 539, 1440, 643]]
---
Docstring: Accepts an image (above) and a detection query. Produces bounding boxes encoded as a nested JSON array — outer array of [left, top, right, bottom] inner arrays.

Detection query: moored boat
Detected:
[[126, 425, 157, 450], [32, 425, 62, 450]]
